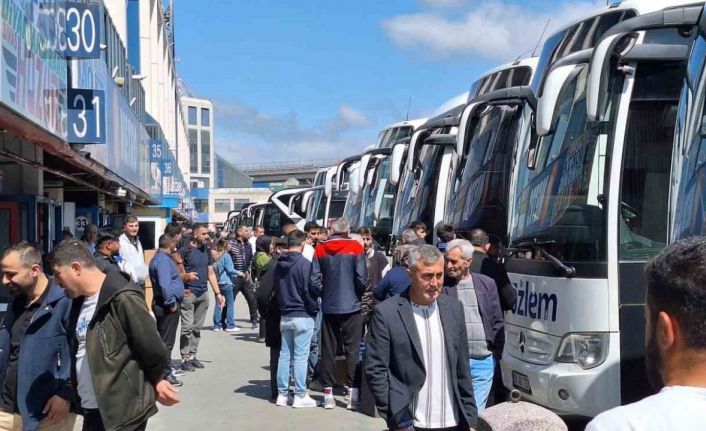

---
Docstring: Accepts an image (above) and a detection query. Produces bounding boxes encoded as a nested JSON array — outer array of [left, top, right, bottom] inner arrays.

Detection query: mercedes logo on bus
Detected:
[[519, 331, 526, 354]]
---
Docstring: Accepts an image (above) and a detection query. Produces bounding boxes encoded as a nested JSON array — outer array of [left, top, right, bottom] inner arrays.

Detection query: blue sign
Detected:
[[161, 160, 174, 177], [68, 89, 106, 144], [64, 2, 101, 59], [149, 139, 163, 161]]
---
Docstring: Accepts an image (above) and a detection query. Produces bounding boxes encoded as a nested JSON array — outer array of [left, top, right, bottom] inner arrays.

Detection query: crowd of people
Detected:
[[0, 213, 704, 430]]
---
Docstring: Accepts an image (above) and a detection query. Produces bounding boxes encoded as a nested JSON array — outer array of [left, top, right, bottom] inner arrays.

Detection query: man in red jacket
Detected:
[[310, 218, 368, 410]]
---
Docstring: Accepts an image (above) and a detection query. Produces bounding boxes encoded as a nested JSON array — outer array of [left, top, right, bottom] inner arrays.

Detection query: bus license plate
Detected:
[[512, 371, 532, 395]]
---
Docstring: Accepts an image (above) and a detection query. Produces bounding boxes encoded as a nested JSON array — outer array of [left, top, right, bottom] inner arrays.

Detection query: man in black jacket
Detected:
[[93, 232, 121, 275], [51, 240, 179, 431], [311, 217, 368, 410], [365, 245, 478, 431]]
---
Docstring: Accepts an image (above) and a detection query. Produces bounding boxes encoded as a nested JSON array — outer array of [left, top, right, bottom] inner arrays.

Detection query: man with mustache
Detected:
[[365, 245, 478, 431], [587, 236, 706, 430], [0, 242, 75, 431]]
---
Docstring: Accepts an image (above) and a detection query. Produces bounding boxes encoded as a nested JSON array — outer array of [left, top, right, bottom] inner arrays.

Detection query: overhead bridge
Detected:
[[235, 159, 338, 186]]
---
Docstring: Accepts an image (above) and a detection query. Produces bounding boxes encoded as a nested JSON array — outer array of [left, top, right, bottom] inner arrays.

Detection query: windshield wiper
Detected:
[[512, 240, 576, 278]]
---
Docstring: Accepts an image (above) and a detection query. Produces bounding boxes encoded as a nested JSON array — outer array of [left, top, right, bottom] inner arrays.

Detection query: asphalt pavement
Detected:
[[146, 296, 384, 431]]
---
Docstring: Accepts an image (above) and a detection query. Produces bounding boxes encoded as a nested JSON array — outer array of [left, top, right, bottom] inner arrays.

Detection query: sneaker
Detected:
[[251, 321, 259, 329], [166, 373, 184, 387], [225, 327, 241, 332], [292, 393, 319, 408], [180, 360, 195, 372], [323, 387, 335, 409], [347, 388, 360, 410], [323, 395, 335, 409], [275, 394, 290, 407], [171, 367, 185, 377], [190, 358, 205, 369], [213, 327, 222, 332]]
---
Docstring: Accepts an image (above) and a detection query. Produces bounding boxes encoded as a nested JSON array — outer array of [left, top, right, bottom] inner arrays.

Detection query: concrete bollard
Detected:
[[477, 390, 568, 431]]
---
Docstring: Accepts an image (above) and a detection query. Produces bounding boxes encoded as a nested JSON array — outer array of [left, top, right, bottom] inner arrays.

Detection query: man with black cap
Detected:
[[93, 231, 122, 275]]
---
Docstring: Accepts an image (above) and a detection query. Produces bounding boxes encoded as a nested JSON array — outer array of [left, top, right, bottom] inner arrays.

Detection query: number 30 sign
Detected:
[[68, 89, 106, 144], [64, 2, 101, 59]]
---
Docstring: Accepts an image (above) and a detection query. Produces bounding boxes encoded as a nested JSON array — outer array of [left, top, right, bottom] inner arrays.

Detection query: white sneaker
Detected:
[[212, 327, 222, 332], [225, 327, 241, 332], [275, 394, 290, 407], [292, 393, 318, 408], [347, 387, 360, 410], [323, 395, 335, 409]]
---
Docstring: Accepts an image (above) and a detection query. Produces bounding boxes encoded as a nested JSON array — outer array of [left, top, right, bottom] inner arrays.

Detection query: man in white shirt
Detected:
[[365, 245, 477, 431], [118, 216, 148, 287], [587, 236, 706, 431], [249, 225, 264, 255]]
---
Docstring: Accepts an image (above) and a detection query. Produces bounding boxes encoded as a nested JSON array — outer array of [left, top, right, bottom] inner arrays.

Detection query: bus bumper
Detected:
[[500, 332, 621, 417]]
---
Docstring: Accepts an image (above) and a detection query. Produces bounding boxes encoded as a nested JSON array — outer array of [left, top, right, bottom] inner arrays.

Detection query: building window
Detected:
[[201, 130, 211, 173], [214, 199, 231, 213], [191, 181, 198, 189], [201, 108, 210, 127], [189, 129, 198, 173], [194, 199, 208, 213], [233, 199, 249, 210], [188, 106, 198, 125]]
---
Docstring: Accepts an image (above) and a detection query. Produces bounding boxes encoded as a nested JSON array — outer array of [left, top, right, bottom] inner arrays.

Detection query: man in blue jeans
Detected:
[[443, 239, 504, 411], [274, 230, 320, 408]]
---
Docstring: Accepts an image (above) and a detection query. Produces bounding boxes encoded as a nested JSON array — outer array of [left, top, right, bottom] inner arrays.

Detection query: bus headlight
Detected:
[[555, 333, 608, 369]]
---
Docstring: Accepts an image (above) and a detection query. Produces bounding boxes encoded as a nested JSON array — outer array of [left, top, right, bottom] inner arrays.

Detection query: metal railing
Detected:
[[234, 159, 339, 173]]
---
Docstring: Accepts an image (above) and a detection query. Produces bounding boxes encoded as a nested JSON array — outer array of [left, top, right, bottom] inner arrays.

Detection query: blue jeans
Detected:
[[212, 285, 235, 329], [278, 316, 315, 395], [470, 355, 495, 411], [308, 307, 322, 379]]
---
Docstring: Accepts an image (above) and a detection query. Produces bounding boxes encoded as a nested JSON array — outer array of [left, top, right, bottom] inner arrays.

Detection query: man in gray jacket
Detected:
[[444, 239, 504, 411]]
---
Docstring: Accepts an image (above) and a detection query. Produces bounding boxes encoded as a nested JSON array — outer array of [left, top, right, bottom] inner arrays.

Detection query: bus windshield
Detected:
[[361, 155, 395, 241], [509, 65, 613, 262], [445, 103, 522, 241], [392, 143, 444, 237]]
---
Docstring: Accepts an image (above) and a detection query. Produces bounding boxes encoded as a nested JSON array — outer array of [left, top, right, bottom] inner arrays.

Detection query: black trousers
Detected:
[[269, 347, 280, 401], [320, 311, 363, 388], [153, 301, 180, 373], [82, 409, 147, 431], [234, 276, 259, 323]]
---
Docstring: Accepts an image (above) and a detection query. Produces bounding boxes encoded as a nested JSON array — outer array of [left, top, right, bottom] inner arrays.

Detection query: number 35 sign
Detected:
[[68, 89, 106, 144]]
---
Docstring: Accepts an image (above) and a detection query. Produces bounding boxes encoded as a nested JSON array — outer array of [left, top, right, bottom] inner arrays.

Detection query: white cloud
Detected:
[[382, 1, 601, 61], [338, 105, 372, 127], [214, 100, 374, 163]]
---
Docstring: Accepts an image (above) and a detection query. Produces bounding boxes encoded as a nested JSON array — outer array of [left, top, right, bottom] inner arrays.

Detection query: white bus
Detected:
[[443, 58, 538, 243], [502, 0, 700, 417], [391, 59, 537, 247], [356, 119, 426, 248]]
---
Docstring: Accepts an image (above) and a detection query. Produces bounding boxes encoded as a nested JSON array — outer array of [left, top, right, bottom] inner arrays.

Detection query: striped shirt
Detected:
[[228, 239, 253, 272], [411, 300, 458, 429]]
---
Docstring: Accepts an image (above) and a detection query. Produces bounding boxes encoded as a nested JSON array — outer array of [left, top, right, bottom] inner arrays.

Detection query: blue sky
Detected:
[[175, 0, 599, 164]]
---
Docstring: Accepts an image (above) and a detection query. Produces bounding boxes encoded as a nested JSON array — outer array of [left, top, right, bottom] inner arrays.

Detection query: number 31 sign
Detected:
[[68, 89, 106, 144]]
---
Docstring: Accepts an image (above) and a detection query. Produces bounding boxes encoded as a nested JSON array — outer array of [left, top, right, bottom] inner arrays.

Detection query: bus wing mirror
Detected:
[[325, 167, 335, 197], [526, 126, 540, 170], [587, 33, 627, 122], [406, 130, 424, 173], [358, 154, 372, 189], [456, 102, 481, 157], [390, 143, 407, 186], [537, 64, 579, 136], [349, 166, 361, 193]]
